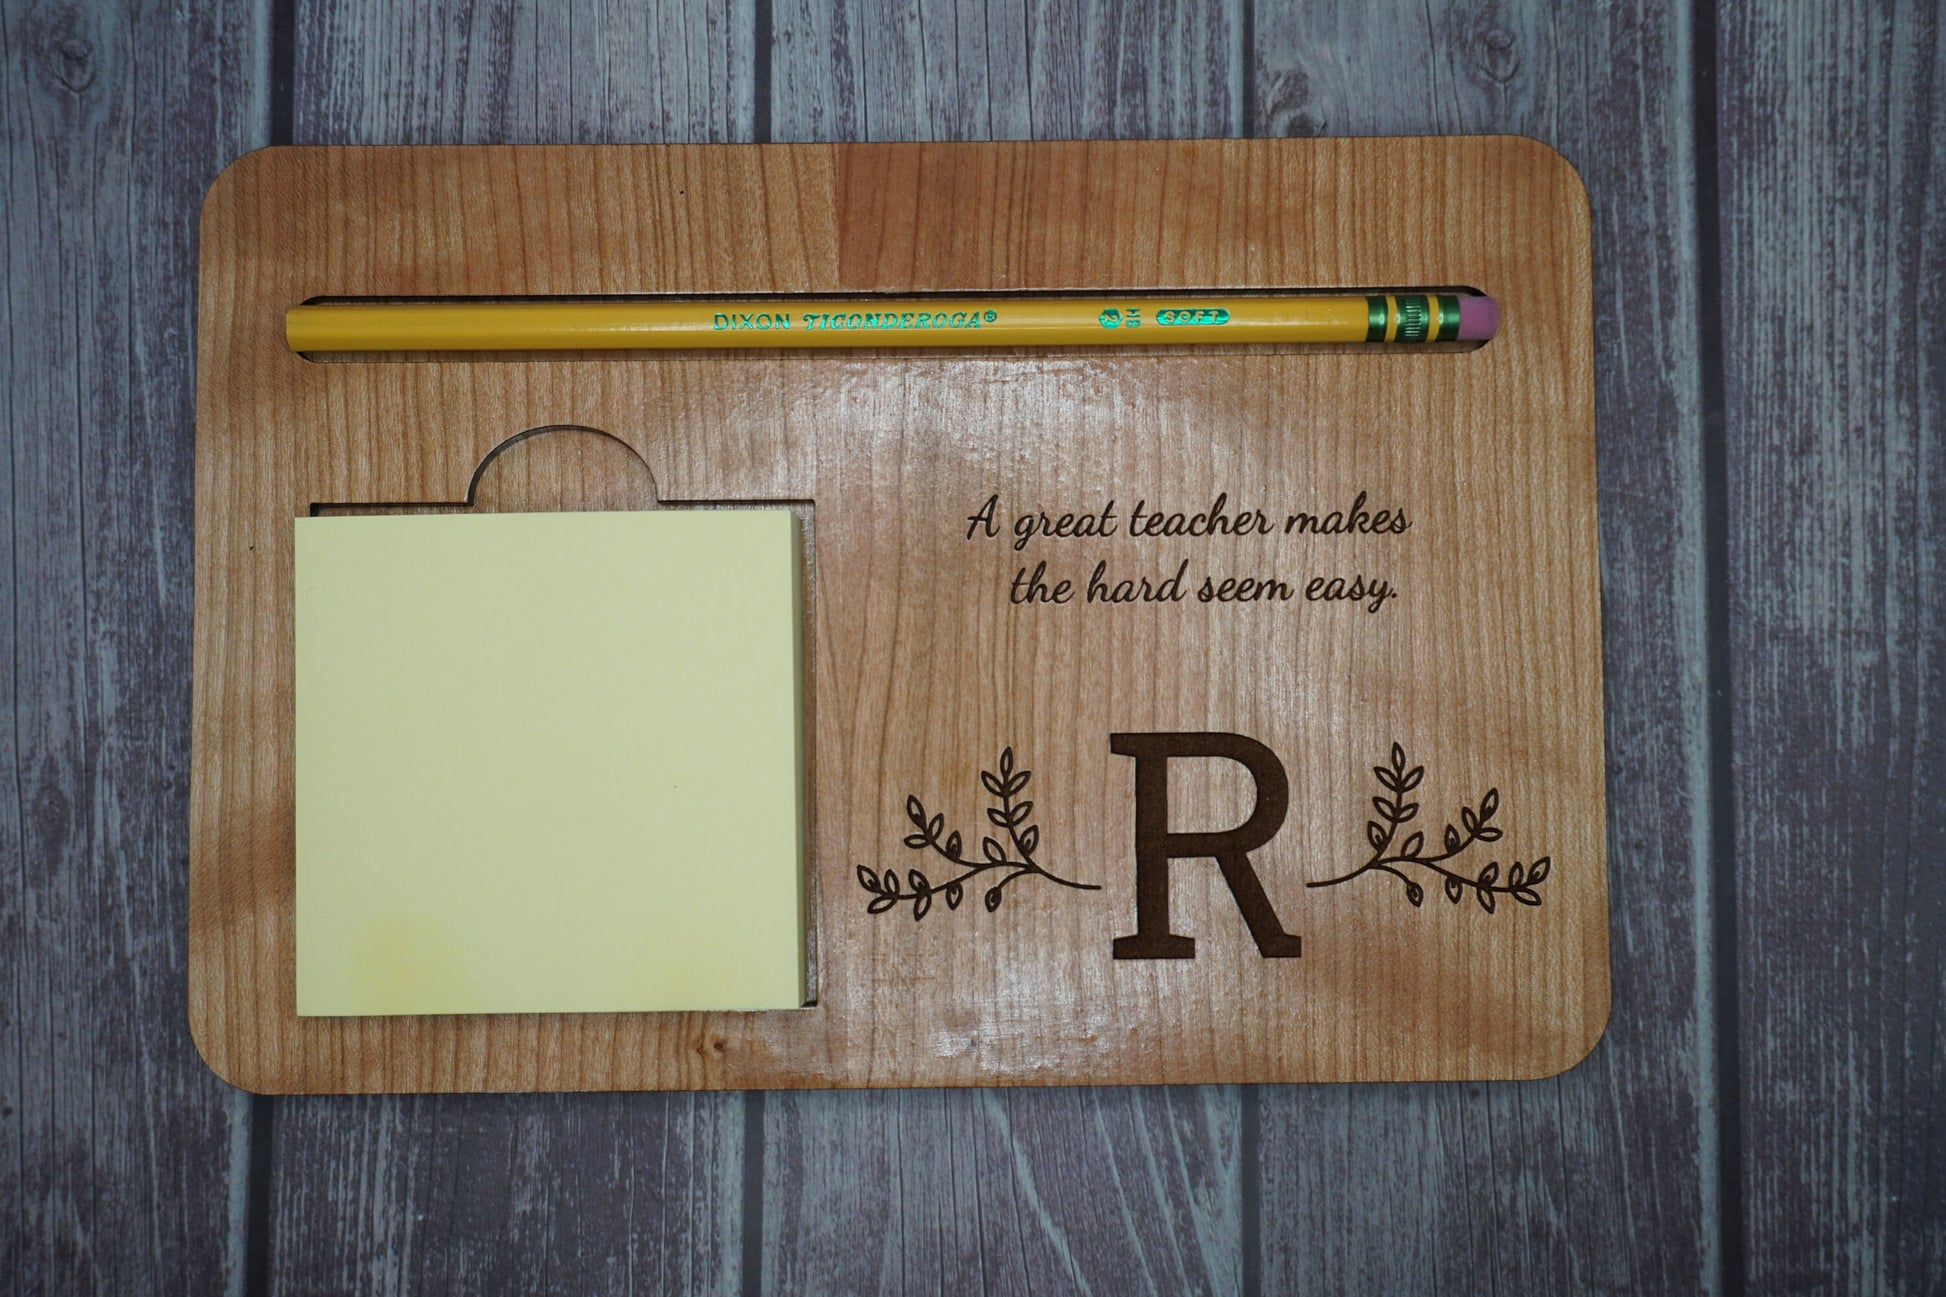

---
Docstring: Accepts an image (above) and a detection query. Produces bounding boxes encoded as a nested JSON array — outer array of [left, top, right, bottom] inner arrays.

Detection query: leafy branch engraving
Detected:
[[1307, 743, 1551, 911], [857, 747, 1101, 920]]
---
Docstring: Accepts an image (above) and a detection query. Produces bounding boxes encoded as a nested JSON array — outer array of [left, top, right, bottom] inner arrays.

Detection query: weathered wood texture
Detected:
[[769, 0, 1243, 142], [293, 0, 756, 143], [259, 5, 759, 1294], [265, 1093, 747, 1295], [1719, 1, 1946, 1291], [8, 0, 1942, 1294], [762, 14, 1256, 1294], [1, 0, 266, 1293], [762, 1086, 1242, 1296], [1253, 2, 1718, 1292]]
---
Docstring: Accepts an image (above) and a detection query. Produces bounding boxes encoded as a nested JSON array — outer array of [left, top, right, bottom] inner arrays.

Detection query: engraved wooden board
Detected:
[[191, 139, 1607, 1092]]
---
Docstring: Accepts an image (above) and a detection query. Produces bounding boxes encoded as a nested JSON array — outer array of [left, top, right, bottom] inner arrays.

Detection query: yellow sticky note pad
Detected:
[[294, 510, 806, 1016]]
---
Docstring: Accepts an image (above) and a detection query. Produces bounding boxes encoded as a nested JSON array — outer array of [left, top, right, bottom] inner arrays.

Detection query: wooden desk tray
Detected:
[[191, 138, 1607, 1092]]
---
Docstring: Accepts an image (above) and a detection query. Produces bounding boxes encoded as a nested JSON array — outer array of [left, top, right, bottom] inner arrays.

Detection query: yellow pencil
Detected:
[[285, 294, 1497, 352]]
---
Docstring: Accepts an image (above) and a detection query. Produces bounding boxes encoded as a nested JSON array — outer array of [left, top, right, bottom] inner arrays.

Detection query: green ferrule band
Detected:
[[1366, 296, 1388, 343], [1396, 294, 1430, 343], [1438, 294, 1461, 340]]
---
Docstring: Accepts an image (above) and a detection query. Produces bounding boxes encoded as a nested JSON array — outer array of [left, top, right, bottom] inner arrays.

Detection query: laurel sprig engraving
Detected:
[[1307, 742, 1551, 911], [857, 747, 1100, 919]]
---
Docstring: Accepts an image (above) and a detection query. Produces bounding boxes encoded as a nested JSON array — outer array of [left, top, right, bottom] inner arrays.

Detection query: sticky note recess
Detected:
[[294, 509, 806, 1016]]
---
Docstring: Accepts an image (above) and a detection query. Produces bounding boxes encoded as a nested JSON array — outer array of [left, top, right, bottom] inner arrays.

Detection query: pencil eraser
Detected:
[[1456, 295, 1498, 342]]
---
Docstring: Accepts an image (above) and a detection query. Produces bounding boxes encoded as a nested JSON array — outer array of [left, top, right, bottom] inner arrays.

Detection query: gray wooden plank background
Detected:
[[4, 1, 267, 1293], [3, 0, 1939, 1293], [1717, 1, 1945, 1293]]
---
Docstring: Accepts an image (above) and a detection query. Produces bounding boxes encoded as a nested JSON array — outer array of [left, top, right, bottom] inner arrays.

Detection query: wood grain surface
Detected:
[[1251, 2, 1717, 1292], [5, 1, 1940, 1295], [266, 1091, 748, 1295], [191, 135, 1606, 1094], [1, 0, 267, 1291], [769, 0, 1244, 142], [1719, 0, 1946, 1290], [762, 16, 1257, 1296], [265, 10, 762, 1296]]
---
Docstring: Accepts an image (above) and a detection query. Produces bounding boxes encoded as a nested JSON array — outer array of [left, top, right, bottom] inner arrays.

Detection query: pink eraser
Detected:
[[1456, 295, 1498, 342]]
